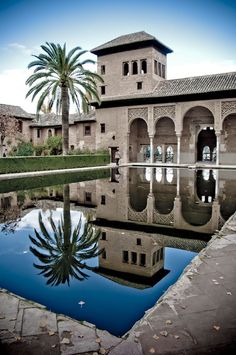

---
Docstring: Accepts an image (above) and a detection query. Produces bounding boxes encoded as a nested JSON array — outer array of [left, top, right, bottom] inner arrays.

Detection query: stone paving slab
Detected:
[[1, 213, 236, 354]]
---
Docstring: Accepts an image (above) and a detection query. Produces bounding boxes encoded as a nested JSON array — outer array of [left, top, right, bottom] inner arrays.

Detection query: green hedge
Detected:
[[0, 154, 110, 174], [0, 169, 110, 194]]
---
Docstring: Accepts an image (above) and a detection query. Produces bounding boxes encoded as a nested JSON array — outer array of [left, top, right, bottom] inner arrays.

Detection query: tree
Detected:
[[0, 115, 20, 156], [29, 184, 103, 286], [26, 42, 103, 155]]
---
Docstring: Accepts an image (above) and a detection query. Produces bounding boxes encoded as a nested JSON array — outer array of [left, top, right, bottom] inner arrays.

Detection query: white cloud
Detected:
[[8, 43, 32, 56], [0, 68, 36, 113], [168, 59, 236, 79]]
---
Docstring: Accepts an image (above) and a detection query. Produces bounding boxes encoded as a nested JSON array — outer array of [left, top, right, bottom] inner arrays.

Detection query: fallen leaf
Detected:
[[48, 331, 55, 336], [149, 348, 155, 354], [174, 335, 180, 339], [0, 316, 5, 319], [61, 338, 70, 344], [219, 276, 224, 279], [15, 336, 21, 341], [226, 291, 232, 296], [214, 281, 219, 285], [51, 344, 56, 348], [99, 348, 106, 355], [166, 320, 172, 325], [213, 325, 220, 331], [160, 330, 168, 337], [153, 334, 159, 340]]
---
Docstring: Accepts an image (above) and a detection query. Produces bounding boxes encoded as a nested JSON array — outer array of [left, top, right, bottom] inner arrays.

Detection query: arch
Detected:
[[154, 117, 177, 163], [132, 61, 138, 75], [221, 113, 236, 164], [141, 60, 147, 74], [123, 62, 129, 76], [129, 118, 149, 162], [197, 128, 216, 162], [182, 106, 215, 164]]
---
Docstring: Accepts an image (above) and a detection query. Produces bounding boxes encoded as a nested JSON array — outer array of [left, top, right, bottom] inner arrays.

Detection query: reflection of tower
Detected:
[[96, 228, 168, 289]]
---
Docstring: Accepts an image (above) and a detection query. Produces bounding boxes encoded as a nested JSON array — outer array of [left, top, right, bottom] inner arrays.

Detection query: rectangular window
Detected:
[[160, 248, 164, 260], [84, 125, 91, 136], [101, 86, 106, 95], [101, 232, 106, 240], [156, 250, 160, 263], [123, 250, 129, 263], [101, 195, 106, 205], [101, 65, 105, 75], [152, 252, 156, 266], [154, 60, 158, 75], [37, 129, 41, 138], [161, 64, 166, 78], [158, 62, 162, 76], [131, 252, 137, 265], [140, 253, 146, 267], [136, 238, 142, 246], [137, 82, 142, 90], [85, 192, 92, 202], [100, 123, 105, 133]]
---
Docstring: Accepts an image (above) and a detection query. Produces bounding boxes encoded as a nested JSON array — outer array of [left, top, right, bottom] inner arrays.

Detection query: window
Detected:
[[101, 65, 105, 75], [131, 252, 137, 265], [154, 60, 158, 75], [84, 125, 91, 136], [156, 250, 160, 263], [152, 252, 156, 266], [101, 195, 106, 205], [141, 59, 147, 74], [160, 248, 164, 260], [101, 86, 106, 95], [102, 250, 106, 259], [18, 120, 23, 133], [123, 250, 129, 263], [123, 62, 129, 76], [37, 129, 41, 138], [136, 238, 142, 246], [158, 62, 162, 76], [137, 82, 142, 90], [202, 146, 211, 161], [140, 253, 146, 267], [48, 129, 52, 138], [100, 123, 105, 133], [166, 146, 174, 162], [85, 192, 92, 202], [132, 61, 138, 75], [161, 64, 166, 78], [101, 232, 106, 240], [70, 145, 74, 151], [156, 146, 162, 162]]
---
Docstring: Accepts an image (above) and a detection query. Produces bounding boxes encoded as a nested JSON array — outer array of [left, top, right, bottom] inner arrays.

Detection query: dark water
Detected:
[[0, 167, 235, 336]]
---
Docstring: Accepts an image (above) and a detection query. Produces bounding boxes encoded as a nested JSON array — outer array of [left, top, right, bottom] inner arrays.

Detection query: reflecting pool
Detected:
[[0, 167, 235, 336]]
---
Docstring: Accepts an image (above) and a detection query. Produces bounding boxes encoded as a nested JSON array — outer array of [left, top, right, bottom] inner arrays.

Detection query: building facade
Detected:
[[1, 31, 236, 163]]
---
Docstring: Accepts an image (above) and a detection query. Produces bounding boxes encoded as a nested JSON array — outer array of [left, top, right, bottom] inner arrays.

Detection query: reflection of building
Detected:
[[96, 167, 236, 234], [95, 227, 168, 289]]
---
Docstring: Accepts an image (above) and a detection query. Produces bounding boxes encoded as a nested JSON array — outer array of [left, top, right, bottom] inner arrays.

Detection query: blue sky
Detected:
[[0, 0, 236, 112]]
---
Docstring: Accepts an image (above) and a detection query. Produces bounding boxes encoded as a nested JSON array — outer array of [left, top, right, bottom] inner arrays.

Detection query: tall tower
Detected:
[[91, 31, 173, 97]]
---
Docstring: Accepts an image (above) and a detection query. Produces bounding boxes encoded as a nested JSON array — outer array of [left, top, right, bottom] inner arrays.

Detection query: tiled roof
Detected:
[[153, 72, 236, 97], [0, 104, 34, 119], [91, 31, 172, 55], [31, 111, 96, 127]]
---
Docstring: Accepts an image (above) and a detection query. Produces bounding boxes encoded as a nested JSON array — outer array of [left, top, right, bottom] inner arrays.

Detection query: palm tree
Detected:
[[29, 184, 103, 286], [26, 43, 103, 154]]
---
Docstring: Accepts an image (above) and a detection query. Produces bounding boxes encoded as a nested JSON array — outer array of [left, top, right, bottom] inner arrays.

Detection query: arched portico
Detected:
[[221, 113, 236, 164], [129, 118, 149, 162], [182, 106, 215, 164], [154, 117, 177, 163]]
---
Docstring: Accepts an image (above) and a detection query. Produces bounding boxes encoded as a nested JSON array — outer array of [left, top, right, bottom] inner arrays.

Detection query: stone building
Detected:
[[91, 31, 236, 165], [1, 31, 236, 162]]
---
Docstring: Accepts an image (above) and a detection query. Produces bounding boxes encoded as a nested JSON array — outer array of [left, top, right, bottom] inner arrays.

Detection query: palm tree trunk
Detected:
[[63, 184, 71, 249], [61, 85, 69, 155]]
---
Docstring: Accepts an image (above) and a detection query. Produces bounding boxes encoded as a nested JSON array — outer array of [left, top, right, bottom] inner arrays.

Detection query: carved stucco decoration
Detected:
[[128, 207, 147, 223], [221, 101, 236, 119], [154, 105, 175, 122], [128, 107, 148, 123], [153, 210, 174, 226]]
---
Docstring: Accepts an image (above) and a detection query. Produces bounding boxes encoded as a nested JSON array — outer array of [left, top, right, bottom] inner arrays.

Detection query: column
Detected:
[[149, 135, 154, 164], [124, 132, 130, 164], [215, 132, 221, 165], [176, 133, 181, 164], [176, 168, 180, 197]]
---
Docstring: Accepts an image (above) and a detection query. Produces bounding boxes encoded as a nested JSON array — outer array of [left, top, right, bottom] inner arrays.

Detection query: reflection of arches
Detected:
[[197, 128, 216, 162], [181, 198, 212, 226], [166, 146, 174, 162], [155, 146, 162, 162], [129, 118, 149, 162], [196, 170, 215, 203], [153, 171, 176, 214]]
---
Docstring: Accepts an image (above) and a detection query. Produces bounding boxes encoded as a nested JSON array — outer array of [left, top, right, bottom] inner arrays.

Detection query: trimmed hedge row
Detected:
[[0, 169, 110, 194], [0, 154, 110, 174]]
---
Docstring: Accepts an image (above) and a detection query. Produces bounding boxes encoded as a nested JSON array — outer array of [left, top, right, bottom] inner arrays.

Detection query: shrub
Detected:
[[34, 143, 46, 156], [13, 141, 34, 156], [46, 136, 62, 155]]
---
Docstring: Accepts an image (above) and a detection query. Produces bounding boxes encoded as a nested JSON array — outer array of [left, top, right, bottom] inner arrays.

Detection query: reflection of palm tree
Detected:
[[29, 185, 102, 286]]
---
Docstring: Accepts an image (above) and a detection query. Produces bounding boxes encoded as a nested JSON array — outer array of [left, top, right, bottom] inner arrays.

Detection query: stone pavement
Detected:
[[1, 213, 236, 354]]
